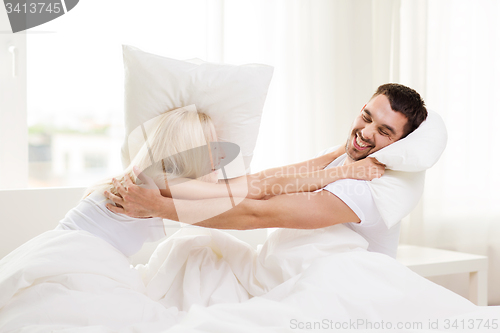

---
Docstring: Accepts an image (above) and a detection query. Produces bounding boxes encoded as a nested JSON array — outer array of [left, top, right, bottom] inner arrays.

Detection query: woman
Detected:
[[58, 106, 384, 257]]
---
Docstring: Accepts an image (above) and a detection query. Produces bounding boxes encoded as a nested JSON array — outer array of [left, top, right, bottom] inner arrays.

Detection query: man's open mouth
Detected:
[[353, 133, 372, 151]]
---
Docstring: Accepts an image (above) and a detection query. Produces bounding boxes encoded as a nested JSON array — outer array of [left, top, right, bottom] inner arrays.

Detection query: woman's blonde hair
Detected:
[[83, 107, 217, 199]]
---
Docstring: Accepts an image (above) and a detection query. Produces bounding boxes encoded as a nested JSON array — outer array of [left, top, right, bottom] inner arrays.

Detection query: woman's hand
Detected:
[[341, 157, 385, 181]]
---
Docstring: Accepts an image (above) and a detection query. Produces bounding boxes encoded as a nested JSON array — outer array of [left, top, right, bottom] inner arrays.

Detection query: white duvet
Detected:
[[0, 225, 497, 332]]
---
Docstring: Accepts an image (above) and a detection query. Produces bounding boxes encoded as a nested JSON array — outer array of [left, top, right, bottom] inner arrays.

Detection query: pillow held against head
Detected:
[[368, 110, 447, 228], [121, 45, 274, 174], [369, 110, 448, 172]]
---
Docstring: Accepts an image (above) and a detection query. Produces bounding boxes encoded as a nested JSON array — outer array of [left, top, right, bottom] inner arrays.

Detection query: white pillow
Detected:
[[369, 110, 447, 172], [368, 110, 447, 228], [368, 169, 426, 229], [319, 110, 447, 229], [121, 45, 274, 173]]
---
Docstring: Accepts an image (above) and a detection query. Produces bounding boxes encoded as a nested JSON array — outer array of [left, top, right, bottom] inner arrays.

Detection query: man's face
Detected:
[[345, 94, 408, 161]]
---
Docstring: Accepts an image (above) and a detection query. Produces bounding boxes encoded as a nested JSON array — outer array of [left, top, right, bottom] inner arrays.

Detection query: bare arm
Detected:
[[252, 145, 345, 179], [105, 174, 360, 229], [261, 157, 384, 197], [159, 177, 253, 200], [153, 146, 344, 200], [192, 191, 360, 229], [129, 156, 383, 203], [222, 145, 345, 186]]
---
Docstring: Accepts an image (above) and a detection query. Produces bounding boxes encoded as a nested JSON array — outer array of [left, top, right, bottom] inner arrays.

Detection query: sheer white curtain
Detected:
[[401, 0, 500, 305], [221, 0, 401, 171]]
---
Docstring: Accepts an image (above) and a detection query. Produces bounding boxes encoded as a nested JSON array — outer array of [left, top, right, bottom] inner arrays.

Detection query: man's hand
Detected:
[[104, 167, 165, 218]]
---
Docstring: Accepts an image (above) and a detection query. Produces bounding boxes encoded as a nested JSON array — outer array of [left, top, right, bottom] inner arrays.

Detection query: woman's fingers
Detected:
[[370, 165, 384, 179], [367, 158, 385, 179], [378, 164, 385, 176], [371, 161, 384, 177]]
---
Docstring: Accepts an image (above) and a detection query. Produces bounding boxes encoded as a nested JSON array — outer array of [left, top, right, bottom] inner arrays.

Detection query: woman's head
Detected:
[[129, 107, 219, 185], [83, 107, 219, 198]]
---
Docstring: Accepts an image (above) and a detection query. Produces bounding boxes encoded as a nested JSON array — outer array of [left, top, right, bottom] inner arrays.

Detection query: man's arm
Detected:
[[191, 191, 361, 230], [105, 175, 360, 229]]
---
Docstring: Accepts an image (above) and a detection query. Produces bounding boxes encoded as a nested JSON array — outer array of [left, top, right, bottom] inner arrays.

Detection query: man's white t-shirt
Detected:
[[318, 147, 400, 258]]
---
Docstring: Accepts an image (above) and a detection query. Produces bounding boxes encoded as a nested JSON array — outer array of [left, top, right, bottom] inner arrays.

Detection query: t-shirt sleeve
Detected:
[[322, 179, 378, 226]]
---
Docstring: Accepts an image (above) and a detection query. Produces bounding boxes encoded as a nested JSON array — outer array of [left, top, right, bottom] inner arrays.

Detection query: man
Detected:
[[105, 83, 427, 258]]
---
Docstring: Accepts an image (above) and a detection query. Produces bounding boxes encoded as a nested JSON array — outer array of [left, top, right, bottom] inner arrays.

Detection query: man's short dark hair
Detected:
[[372, 83, 428, 137]]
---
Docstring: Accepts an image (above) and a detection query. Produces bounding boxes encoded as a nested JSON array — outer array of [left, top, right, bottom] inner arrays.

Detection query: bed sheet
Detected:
[[0, 225, 498, 332]]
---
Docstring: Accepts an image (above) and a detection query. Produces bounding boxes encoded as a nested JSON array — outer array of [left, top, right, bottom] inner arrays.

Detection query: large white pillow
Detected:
[[121, 45, 274, 173], [368, 169, 426, 229], [368, 110, 447, 228], [369, 110, 447, 172]]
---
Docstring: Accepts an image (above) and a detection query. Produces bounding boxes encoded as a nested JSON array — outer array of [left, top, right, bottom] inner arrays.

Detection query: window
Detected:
[[1, 0, 210, 189]]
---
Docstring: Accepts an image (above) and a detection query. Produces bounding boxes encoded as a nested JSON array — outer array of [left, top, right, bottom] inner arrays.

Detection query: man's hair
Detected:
[[372, 83, 427, 137]]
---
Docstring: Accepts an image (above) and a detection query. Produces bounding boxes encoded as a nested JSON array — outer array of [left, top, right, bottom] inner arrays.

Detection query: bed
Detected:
[[0, 187, 498, 332], [1, 47, 498, 332]]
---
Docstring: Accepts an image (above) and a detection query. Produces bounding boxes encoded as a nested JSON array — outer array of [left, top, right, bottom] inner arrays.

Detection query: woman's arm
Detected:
[[253, 145, 345, 179], [222, 144, 346, 186], [159, 145, 346, 200], [158, 177, 254, 200], [104, 157, 384, 222], [258, 157, 385, 198], [117, 144, 365, 202], [156, 156, 384, 201]]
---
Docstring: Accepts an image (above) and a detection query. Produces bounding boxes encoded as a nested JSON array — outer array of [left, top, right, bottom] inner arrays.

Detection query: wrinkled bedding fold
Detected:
[[0, 225, 497, 332]]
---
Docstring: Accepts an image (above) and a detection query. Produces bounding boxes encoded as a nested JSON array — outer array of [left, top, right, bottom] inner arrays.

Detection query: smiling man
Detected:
[[347, 84, 425, 162], [106, 83, 427, 258]]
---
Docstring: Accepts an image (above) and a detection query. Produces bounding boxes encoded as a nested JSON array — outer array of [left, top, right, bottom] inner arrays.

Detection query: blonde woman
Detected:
[[58, 107, 383, 257]]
